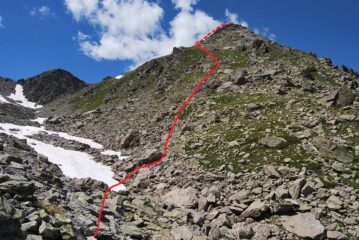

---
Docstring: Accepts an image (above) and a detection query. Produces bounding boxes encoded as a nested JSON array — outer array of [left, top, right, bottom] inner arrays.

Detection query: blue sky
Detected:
[[0, 0, 358, 83]]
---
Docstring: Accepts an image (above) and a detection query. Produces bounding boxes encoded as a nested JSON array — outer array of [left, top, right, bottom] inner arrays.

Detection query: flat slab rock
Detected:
[[259, 136, 287, 148], [162, 187, 197, 208], [281, 212, 324, 239]]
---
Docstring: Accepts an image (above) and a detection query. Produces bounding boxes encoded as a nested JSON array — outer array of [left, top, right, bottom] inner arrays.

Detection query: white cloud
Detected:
[[65, 0, 219, 67], [65, 1, 273, 68], [225, 9, 248, 28], [239, 20, 249, 28], [269, 33, 277, 41], [172, 0, 198, 11], [169, 10, 218, 48], [39, 6, 51, 16], [77, 31, 91, 41], [30, 5, 55, 18], [225, 9, 238, 23], [0, 16, 4, 28], [254, 27, 276, 41], [64, 0, 99, 21]]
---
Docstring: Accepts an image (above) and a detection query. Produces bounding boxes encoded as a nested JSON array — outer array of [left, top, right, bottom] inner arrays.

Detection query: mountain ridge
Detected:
[[0, 69, 87, 107]]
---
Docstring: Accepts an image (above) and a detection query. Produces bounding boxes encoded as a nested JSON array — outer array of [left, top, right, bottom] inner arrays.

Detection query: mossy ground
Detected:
[[184, 90, 358, 188], [186, 93, 312, 172], [70, 77, 117, 112]]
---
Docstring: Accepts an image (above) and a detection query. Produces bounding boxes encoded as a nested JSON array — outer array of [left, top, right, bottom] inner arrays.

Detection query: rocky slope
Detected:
[[0, 77, 16, 96], [1, 24, 359, 239], [0, 133, 125, 240]]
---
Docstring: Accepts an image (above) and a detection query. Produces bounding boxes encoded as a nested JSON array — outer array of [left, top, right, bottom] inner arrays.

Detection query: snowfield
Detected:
[[1, 85, 127, 191], [7, 85, 43, 109], [0, 122, 103, 149], [0, 122, 127, 191]]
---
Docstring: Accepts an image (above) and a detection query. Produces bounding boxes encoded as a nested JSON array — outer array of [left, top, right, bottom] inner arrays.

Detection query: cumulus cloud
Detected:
[[169, 8, 218, 48], [64, 0, 99, 21], [65, 0, 219, 67], [172, 0, 198, 11], [0, 16, 3, 28], [225, 9, 248, 28], [30, 5, 55, 18], [65, 0, 271, 68]]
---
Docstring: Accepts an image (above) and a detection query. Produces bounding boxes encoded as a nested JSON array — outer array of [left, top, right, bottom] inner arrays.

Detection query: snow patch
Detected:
[[101, 150, 127, 160], [56, 132, 103, 149], [31, 117, 48, 125], [0, 94, 11, 104], [0, 123, 125, 159], [115, 75, 123, 79], [28, 140, 126, 192], [7, 85, 43, 109], [0, 122, 126, 192], [0, 123, 103, 149]]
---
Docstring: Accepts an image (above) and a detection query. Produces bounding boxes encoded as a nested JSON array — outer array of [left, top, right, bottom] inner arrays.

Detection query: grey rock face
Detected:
[[0, 180, 35, 196], [162, 187, 198, 208], [120, 130, 140, 148], [231, 69, 248, 85], [322, 88, 355, 107], [264, 165, 280, 178], [259, 136, 287, 148], [289, 178, 306, 199], [327, 231, 347, 240], [281, 213, 325, 239], [232, 223, 253, 239], [239, 200, 268, 220], [326, 195, 343, 210], [270, 201, 297, 214], [170, 226, 193, 240], [38, 222, 60, 239], [312, 137, 353, 163], [26, 235, 43, 240]]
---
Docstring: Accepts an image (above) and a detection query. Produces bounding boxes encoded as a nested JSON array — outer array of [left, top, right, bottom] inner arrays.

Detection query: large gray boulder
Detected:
[[231, 69, 248, 85], [281, 213, 324, 239], [162, 187, 198, 208], [239, 199, 268, 220], [321, 88, 355, 107], [312, 137, 353, 163]]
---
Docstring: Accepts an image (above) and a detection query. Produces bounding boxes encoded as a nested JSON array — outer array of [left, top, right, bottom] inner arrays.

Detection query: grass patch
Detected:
[[70, 77, 117, 112], [212, 49, 247, 69], [314, 72, 341, 87]]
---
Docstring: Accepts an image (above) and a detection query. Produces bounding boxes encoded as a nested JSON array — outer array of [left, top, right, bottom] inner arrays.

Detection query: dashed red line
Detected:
[[93, 22, 233, 238]]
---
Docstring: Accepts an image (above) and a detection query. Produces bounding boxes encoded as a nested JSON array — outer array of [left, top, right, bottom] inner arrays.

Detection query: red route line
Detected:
[[93, 22, 234, 238]]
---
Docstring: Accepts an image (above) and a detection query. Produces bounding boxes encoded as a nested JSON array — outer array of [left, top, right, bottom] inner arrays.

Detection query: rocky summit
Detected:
[[0, 24, 359, 239]]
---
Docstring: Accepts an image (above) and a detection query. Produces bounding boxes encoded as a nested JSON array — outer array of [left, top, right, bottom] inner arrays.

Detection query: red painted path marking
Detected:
[[93, 22, 234, 238]]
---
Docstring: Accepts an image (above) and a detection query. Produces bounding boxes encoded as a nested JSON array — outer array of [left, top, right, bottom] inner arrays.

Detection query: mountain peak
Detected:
[[203, 23, 264, 50], [21, 69, 87, 105]]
